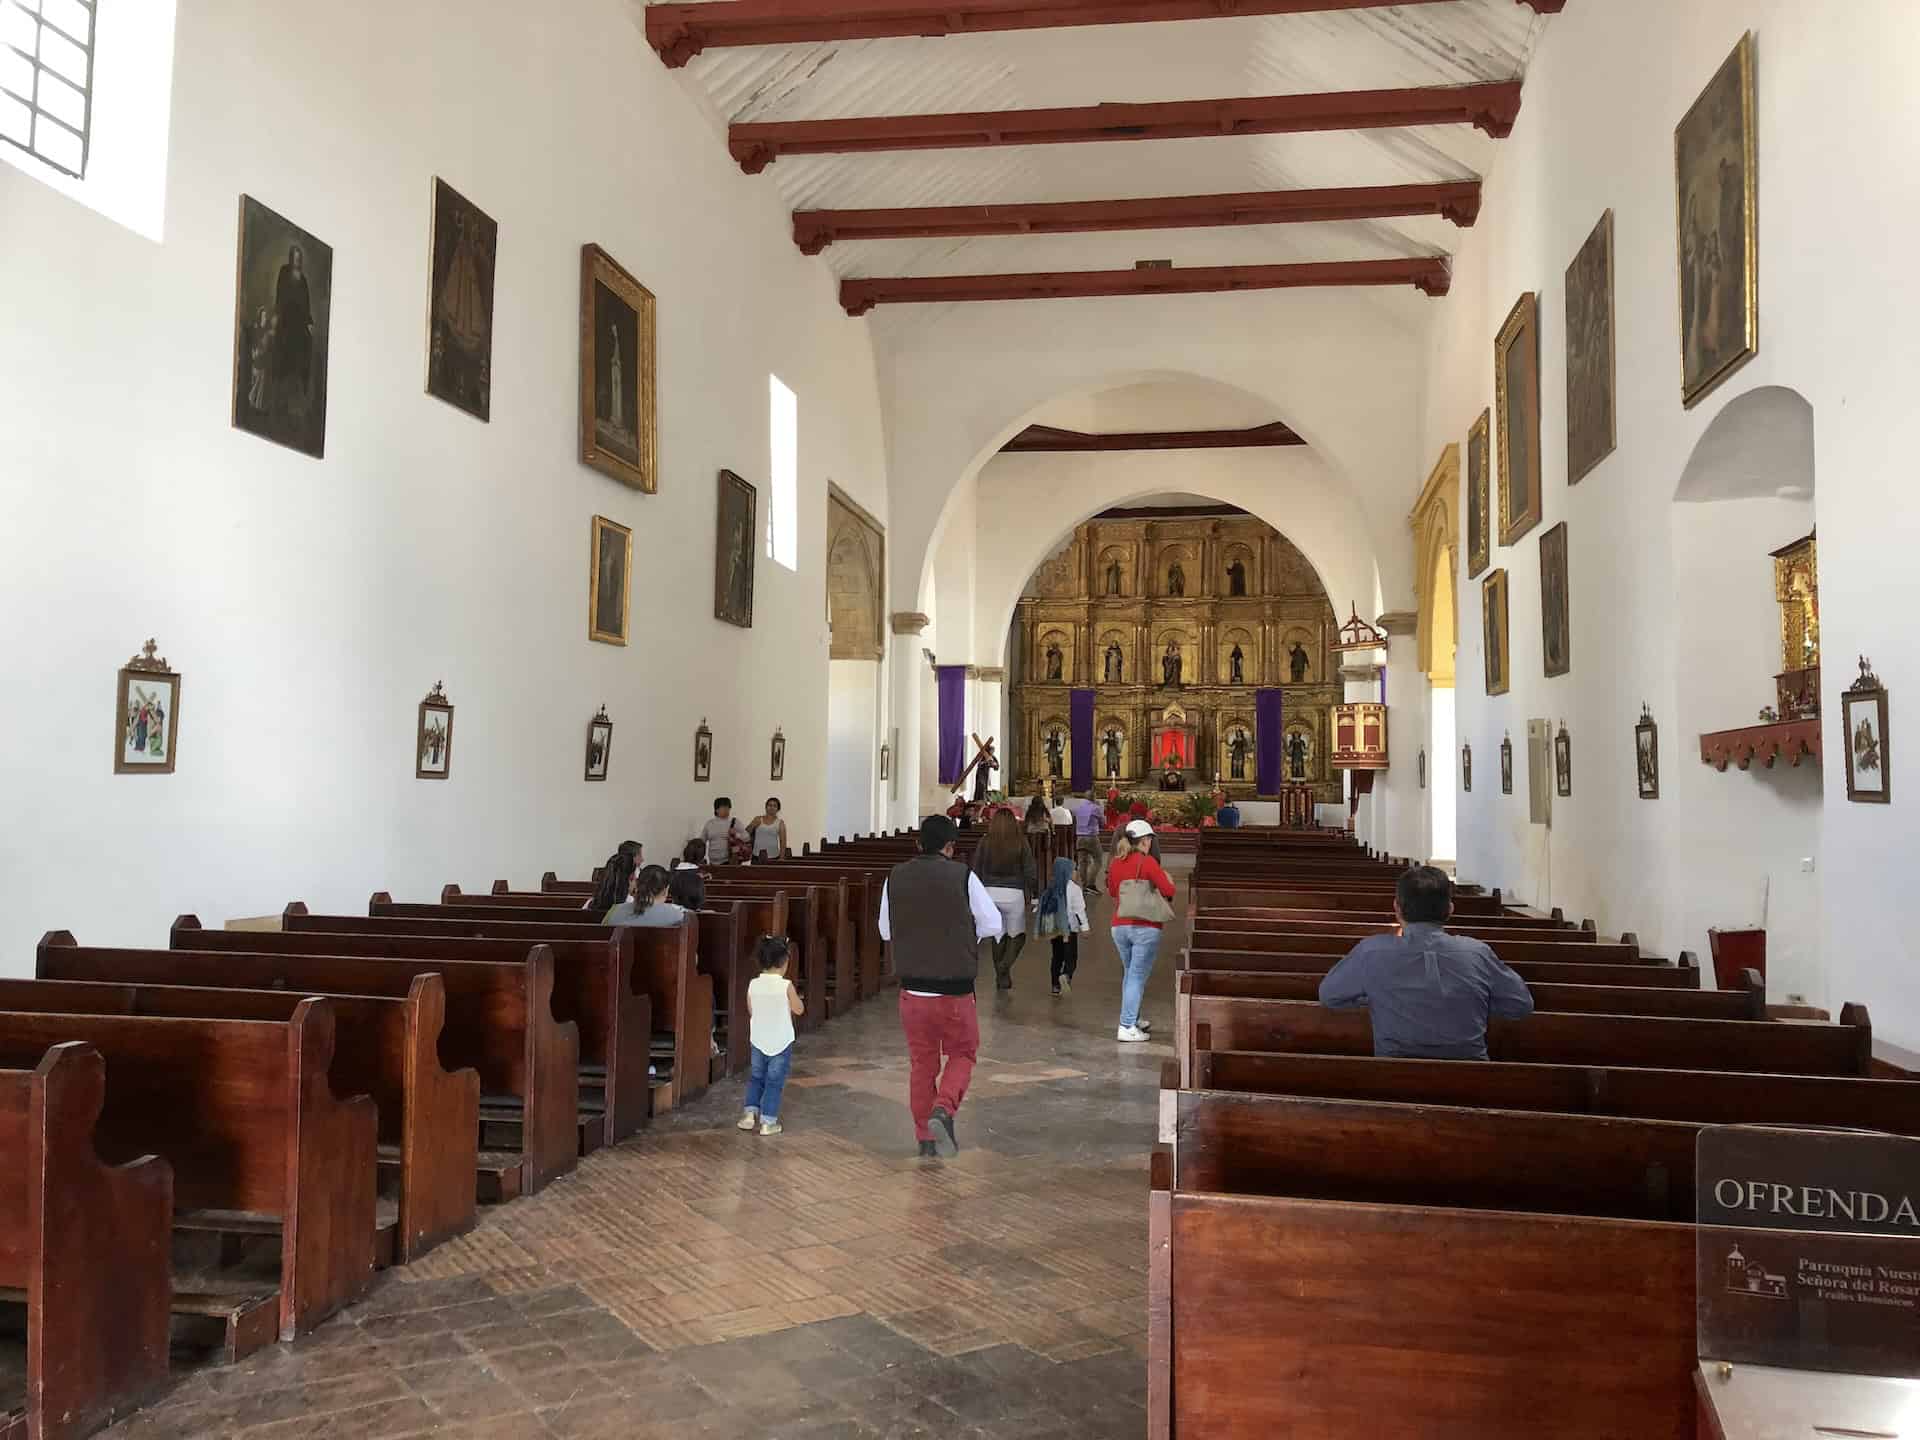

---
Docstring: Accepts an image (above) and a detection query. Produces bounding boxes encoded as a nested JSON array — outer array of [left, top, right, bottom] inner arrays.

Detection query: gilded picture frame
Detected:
[[1495, 293, 1542, 546], [115, 640, 179, 776], [585, 706, 613, 783], [715, 469, 758, 629], [1676, 31, 1759, 409], [1565, 209, 1616, 483], [1482, 568, 1510, 697], [1842, 659, 1890, 804], [416, 682, 454, 781], [1540, 521, 1570, 679], [579, 244, 658, 492], [1466, 409, 1491, 580], [589, 514, 632, 646]]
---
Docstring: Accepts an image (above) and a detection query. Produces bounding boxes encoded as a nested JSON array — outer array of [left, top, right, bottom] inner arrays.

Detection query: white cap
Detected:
[[1124, 818, 1155, 839]]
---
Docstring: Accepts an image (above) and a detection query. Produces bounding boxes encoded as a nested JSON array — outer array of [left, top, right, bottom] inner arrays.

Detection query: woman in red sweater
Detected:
[[1105, 819, 1176, 1042]]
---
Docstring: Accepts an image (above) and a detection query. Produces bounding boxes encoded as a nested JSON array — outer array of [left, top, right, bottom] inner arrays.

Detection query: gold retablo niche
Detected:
[[1011, 505, 1339, 801]]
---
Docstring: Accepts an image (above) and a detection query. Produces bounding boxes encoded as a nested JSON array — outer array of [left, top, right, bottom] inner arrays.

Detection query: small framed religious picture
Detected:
[[1635, 704, 1659, 800], [579, 243, 658, 492], [1418, 748, 1427, 790], [1555, 722, 1573, 798], [770, 727, 786, 782], [1462, 743, 1473, 793], [879, 742, 891, 782], [589, 515, 632, 646], [417, 682, 454, 780], [694, 717, 713, 783], [115, 639, 180, 775], [1500, 733, 1514, 795], [1842, 657, 1890, 804], [585, 705, 613, 783]]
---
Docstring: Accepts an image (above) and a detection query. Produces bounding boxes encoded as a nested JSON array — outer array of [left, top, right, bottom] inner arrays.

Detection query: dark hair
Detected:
[[919, 815, 957, 854], [633, 864, 672, 912], [1395, 865, 1453, 924], [680, 838, 705, 866], [713, 797, 732, 814], [668, 866, 705, 912], [618, 840, 642, 859], [589, 851, 636, 913], [981, 811, 1026, 870], [764, 797, 781, 813], [757, 934, 791, 972], [1024, 796, 1048, 826]]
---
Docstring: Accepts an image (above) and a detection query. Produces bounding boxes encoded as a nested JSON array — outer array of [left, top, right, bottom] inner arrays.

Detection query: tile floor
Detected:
[[97, 865, 1184, 1438]]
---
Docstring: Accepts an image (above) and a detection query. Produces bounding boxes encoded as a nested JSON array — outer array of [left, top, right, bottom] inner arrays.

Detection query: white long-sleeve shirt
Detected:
[[877, 870, 1005, 943]]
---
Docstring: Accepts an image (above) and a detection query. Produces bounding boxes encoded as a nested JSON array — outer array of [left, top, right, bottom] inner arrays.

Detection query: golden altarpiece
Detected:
[[1011, 508, 1340, 803]]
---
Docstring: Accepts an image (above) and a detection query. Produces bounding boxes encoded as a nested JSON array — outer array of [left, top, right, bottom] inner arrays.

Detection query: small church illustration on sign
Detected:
[[1725, 1245, 1788, 1300]]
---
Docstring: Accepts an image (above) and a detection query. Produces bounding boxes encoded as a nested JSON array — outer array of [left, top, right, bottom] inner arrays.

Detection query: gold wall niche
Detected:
[[1011, 505, 1341, 801]]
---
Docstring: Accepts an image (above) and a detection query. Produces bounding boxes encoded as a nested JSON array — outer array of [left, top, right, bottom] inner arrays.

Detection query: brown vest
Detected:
[[886, 854, 980, 995]]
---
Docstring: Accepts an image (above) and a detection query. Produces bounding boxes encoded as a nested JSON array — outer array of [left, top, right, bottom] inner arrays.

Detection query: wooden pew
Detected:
[[0, 1043, 171, 1440], [1181, 990, 1874, 1078], [700, 885, 821, 1030], [1194, 911, 1591, 943], [1183, 946, 1697, 990], [25, 949, 477, 1263], [1179, 968, 1763, 1020], [0, 1005, 375, 1347], [162, 923, 579, 1196], [696, 904, 752, 1079], [707, 867, 877, 1006], [1190, 926, 1647, 966]]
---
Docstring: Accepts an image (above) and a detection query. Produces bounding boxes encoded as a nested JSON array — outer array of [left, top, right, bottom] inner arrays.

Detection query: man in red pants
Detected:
[[877, 814, 1005, 1157]]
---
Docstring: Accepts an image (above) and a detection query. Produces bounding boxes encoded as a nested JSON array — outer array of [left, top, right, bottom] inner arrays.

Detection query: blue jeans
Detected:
[[1112, 925, 1163, 1029], [744, 1043, 793, 1120]]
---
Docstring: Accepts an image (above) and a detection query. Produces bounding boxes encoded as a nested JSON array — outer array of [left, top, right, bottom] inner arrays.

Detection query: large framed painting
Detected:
[[1565, 210, 1616, 483], [417, 682, 454, 780], [1540, 521, 1570, 678], [115, 640, 179, 776], [1466, 409, 1491, 580], [426, 178, 497, 422], [579, 244, 657, 492], [585, 706, 613, 783], [1482, 568, 1510, 697], [1495, 293, 1542, 546], [589, 514, 632, 646], [1676, 32, 1758, 408], [232, 196, 333, 459], [715, 469, 757, 629], [1843, 658, 1890, 804]]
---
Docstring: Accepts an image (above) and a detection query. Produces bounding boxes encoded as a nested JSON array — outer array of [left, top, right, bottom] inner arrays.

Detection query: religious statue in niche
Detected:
[[1229, 645, 1245, 684], [1103, 643, 1124, 683], [1287, 730, 1311, 781], [1045, 643, 1064, 682], [1042, 727, 1066, 779], [1103, 727, 1124, 779], [1289, 642, 1311, 684], [1227, 727, 1252, 782], [1160, 640, 1183, 689], [1227, 560, 1247, 597], [1106, 559, 1123, 595], [1167, 562, 1186, 597]]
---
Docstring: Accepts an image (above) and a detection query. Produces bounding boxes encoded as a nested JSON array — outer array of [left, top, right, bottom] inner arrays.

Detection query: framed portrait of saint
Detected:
[[1635, 706, 1659, 800], [1843, 660, 1889, 804], [1540, 522, 1570, 678], [771, 728, 786, 782], [585, 707, 613, 783], [1496, 293, 1542, 545], [232, 196, 333, 459], [1676, 32, 1758, 408], [1500, 734, 1514, 795], [1418, 748, 1427, 790], [1462, 743, 1473, 793], [115, 640, 179, 776], [715, 470, 757, 629], [426, 178, 498, 422], [1466, 409, 1491, 580], [1565, 211, 1616, 484], [1555, 723, 1572, 798], [1482, 568, 1510, 697], [417, 682, 454, 780], [589, 515, 632, 646], [579, 244, 657, 492], [694, 718, 713, 783]]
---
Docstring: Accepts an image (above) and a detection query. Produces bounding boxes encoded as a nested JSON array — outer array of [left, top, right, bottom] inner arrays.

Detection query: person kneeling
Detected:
[[738, 935, 803, 1136], [1317, 865, 1534, 1060]]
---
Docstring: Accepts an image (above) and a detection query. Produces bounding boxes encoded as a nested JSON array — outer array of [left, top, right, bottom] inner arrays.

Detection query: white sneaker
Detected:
[[1116, 1025, 1147, 1043], [760, 1120, 783, 1136], [736, 1108, 759, 1131], [1135, 1018, 1152, 1032]]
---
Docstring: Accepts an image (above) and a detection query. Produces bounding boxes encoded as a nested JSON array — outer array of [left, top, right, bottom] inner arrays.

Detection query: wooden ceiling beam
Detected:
[[1003, 421, 1305, 451], [649, 0, 1562, 67], [793, 180, 1480, 252], [731, 82, 1523, 172], [839, 255, 1449, 314]]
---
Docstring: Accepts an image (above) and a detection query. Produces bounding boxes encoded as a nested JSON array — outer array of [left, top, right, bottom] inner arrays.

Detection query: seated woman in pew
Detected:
[[586, 844, 640, 915], [607, 864, 689, 928], [1317, 865, 1535, 1060]]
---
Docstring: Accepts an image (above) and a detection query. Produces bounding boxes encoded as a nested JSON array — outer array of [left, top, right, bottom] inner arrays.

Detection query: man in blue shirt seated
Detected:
[[1317, 865, 1535, 1059], [1215, 800, 1242, 829]]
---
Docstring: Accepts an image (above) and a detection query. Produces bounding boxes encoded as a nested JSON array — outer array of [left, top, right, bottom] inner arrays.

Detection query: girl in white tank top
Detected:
[[738, 936, 802, 1135]]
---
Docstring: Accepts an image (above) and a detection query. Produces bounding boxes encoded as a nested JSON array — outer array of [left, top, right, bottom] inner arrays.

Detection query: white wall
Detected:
[[1423, 0, 1920, 1047], [0, 0, 887, 963], [824, 661, 880, 842]]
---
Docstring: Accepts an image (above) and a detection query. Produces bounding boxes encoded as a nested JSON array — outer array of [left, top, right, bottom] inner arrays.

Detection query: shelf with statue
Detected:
[[1699, 532, 1824, 778]]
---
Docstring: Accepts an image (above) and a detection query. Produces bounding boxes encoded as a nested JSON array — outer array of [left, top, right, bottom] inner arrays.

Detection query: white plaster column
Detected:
[[974, 665, 1007, 795], [1377, 611, 1426, 863], [1341, 658, 1385, 851], [889, 612, 930, 828]]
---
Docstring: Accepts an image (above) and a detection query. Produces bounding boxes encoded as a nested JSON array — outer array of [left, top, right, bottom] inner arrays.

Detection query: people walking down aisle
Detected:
[[1035, 856, 1090, 997], [1106, 820, 1176, 1042], [972, 811, 1038, 991]]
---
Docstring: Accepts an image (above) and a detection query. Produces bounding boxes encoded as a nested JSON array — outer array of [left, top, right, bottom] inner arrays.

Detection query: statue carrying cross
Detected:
[[952, 732, 1000, 803]]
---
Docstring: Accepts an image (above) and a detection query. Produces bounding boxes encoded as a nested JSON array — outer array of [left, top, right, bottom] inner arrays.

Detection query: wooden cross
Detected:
[[953, 731, 997, 791]]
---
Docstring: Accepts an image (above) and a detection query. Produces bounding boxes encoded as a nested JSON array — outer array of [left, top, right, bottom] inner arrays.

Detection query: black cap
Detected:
[[919, 815, 958, 853]]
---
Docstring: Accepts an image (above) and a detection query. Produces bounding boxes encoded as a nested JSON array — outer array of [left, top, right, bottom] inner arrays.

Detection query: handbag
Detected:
[[1114, 877, 1175, 925]]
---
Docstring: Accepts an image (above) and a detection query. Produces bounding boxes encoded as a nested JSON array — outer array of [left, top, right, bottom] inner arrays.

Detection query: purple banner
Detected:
[[1255, 688, 1285, 794], [1069, 689, 1095, 793], [937, 665, 968, 786]]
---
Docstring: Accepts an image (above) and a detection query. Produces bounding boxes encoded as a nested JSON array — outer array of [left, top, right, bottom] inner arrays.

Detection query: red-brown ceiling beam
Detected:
[[839, 255, 1449, 314], [649, 0, 1562, 68], [731, 82, 1523, 173], [793, 179, 1480, 253], [1003, 421, 1305, 451]]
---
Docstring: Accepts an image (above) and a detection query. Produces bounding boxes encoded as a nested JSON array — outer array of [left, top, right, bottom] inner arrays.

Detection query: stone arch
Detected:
[[1411, 444, 1460, 685]]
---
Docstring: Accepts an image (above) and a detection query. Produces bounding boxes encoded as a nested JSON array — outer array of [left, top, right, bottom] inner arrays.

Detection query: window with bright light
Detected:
[[767, 374, 798, 572], [0, 0, 97, 178]]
